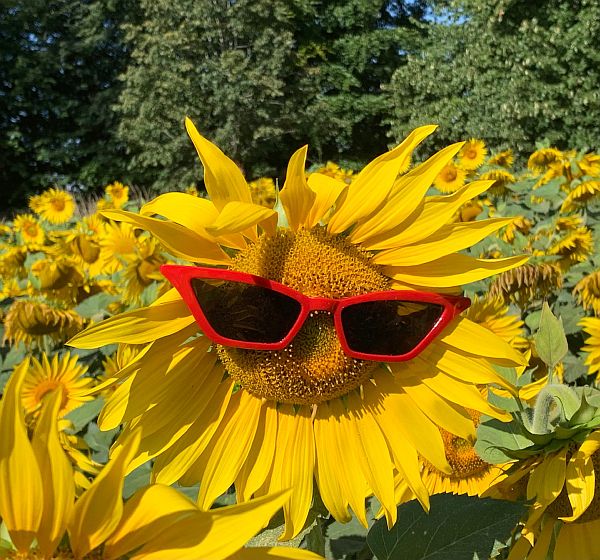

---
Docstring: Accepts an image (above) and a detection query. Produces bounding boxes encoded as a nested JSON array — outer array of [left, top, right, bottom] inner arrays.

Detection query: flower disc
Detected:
[[219, 226, 388, 404]]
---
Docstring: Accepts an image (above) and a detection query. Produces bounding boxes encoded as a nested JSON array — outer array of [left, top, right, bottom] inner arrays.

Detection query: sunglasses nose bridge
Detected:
[[307, 297, 337, 313]]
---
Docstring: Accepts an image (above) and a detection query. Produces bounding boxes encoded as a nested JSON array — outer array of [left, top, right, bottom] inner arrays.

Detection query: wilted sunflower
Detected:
[[433, 161, 467, 193], [488, 149, 514, 168], [479, 169, 516, 197], [12, 213, 45, 246], [528, 147, 565, 175], [561, 180, 600, 212], [33, 187, 76, 224], [0, 361, 320, 560], [458, 138, 487, 170], [500, 216, 533, 244], [69, 118, 527, 538], [105, 180, 130, 208], [30, 256, 85, 304], [575, 272, 600, 316], [548, 227, 594, 269], [20, 351, 94, 418], [3, 299, 84, 349]]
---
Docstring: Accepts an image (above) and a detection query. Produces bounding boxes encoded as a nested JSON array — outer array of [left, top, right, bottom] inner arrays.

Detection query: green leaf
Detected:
[[84, 421, 119, 462], [64, 397, 105, 432], [326, 516, 368, 560], [123, 461, 152, 499], [366, 495, 526, 560], [74, 292, 120, 319], [0, 343, 26, 372], [534, 302, 568, 370], [475, 418, 532, 464]]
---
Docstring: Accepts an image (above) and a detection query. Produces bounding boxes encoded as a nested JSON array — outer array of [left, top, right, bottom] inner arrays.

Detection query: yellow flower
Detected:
[[69, 118, 527, 538], [20, 352, 94, 418], [575, 272, 600, 316], [577, 153, 600, 177], [120, 237, 166, 304], [488, 149, 514, 168], [105, 181, 130, 208], [433, 162, 467, 193], [580, 317, 600, 376], [421, 409, 509, 496], [314, 161, 356, 184], [488, 432, 600, 560], [548, 227, 594, 269], [12, 213, 45, 246], [34, 187, 76, 224], [248, 177, 277, 208], [0, 361, 319, 560], [455, 199, 484, 222], [98, 221, 139, 273], [30, 256, 84, 305], [479, 169, 516, 197], [554, 214, 584, 232], [528, 147, 565, 174], [561, 180, 600, 212], [0, 245, 27, 280], [185, 184, 200, 196], [500, 216, 533, 244], [458, 138, 487, 170], [3, 299, 84, 349]]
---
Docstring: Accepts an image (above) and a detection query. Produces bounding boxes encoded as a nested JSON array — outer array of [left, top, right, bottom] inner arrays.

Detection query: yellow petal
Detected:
[[32, 389, 75, 558], [279, 145, 317, 231], [384, 254, 530, 288], [347, 391, 397, 528], [205, 201, 277, 239], [132, 491, 291, 560], [0, 359, 43, 552], [152, 379, 234, 484], [185, 117, 253, 210], [270, 405, 315, 541], [360, 180, 494, 250], [141, 193, 246, 250], [305, 173, 347, 228], [328, 125, 438, 234], [313, 405, 352, 523], [373, 218, 513, 266], [196, 391, 263, 510], [349, 141, 463, 243], [229, 547, 324, 560], [68, 431, 141, 559], [526, 448, 567, 504], [438, 316, 528, 366], [579, 430, 600, 458], [560, 451, 595, 521], [101, 209, 229, 264], [104, 484, 197, 560], [68, 298, 196, 349], [236, 402, 278, 502]]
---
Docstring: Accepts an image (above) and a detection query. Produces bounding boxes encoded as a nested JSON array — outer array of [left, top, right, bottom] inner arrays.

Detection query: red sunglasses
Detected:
[[160, 265, 470, 362]]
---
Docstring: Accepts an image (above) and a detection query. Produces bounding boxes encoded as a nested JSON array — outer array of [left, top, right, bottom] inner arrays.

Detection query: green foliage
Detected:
[[366, 494, 526, 560], [388, 0, 600, 156], [534, 302, 568, 372]]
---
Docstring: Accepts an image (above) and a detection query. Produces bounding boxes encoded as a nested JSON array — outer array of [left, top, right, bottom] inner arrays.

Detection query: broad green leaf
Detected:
[[64, 398, 104, 433], [366, 494, 526, 560], [325, 516, 368, 560], [534, 302, 568, 370], [474, 418, 532, 464], [74, 293, 120, 319], [123, 462, 152, 499]]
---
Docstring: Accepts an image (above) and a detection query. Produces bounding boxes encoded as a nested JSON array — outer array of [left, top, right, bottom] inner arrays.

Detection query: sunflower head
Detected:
[[577, 153, 600, 177], [4, 299, 84, 348], [561, 180, 600, 212], [33, 187, 76, 224], [105, 180, 130, 208], [314, 161, 356, 184], [574, 273, 600, 316], [434, 162, 467, 193], [548, 227, 594, 269], [500, 216, 533, 244], [488, 149, 514, 168], [12, 213, 45, 246], [458, 138, 487, 170], [528, 147, 565, 174], [248, 177, 277, 208], [479, 169, 516, 197]]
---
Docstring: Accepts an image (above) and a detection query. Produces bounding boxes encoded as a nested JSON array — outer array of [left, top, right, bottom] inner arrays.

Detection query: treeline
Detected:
[[1, 0, 599, 209]]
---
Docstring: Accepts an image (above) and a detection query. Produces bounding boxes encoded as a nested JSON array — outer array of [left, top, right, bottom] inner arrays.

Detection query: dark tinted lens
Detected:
[[190, 278, 302, 344], [341, 300, 444, 356]]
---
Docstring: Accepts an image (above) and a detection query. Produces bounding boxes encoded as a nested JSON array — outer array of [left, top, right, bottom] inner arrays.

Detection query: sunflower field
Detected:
[[2, 121, 600, 560]]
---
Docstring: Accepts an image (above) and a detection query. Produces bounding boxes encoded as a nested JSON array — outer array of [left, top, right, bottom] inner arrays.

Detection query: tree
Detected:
[[0, 0, 133, 211], [115, 0, 427, 190], [388, 0, 600, 156]]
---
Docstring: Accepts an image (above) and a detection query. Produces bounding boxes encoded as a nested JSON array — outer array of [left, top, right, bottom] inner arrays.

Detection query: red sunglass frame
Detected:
[[160, 264, 471, 362]]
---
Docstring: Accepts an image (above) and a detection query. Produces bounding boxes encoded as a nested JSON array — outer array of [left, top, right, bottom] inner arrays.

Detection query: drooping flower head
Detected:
[[69, 118, 527, 538]]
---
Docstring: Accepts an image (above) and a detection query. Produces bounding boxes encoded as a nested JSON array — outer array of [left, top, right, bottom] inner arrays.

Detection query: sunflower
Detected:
[[489, 262, 563, 309], [3, 299, 84, 349], [433, 162, 467, 193], [30, 256, 85, 304], [500, 216, 533, 244], [105, 180, 130, 208], [20, 351, 94, 418], [248, 177, 277, 208], [421, 408, 509, 496], [577, 153, 600, 177], [0, 278, 25, 300], [561, 180, 600, 212], [0, 245, 27, 280], [120, 237, 166, 304], [455, 199, 484, 222], [488, 149, 514, 168], [34, 187, 76, 224], [98, 221, 139, 273], [548, 227, 594, 269], [528, 147, 565, 174], [0, 361, 321, 560], [314, 161, 356, 184], [12, 213, 46, 246], [574, 272, 600, 316], [465, 294, 526, 349], [458, 138, 487, 170], [69, 118, 527, 538], [580, 317, 600, 376], [479, 169, 516, 197], [554, 214, 584, 232]]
